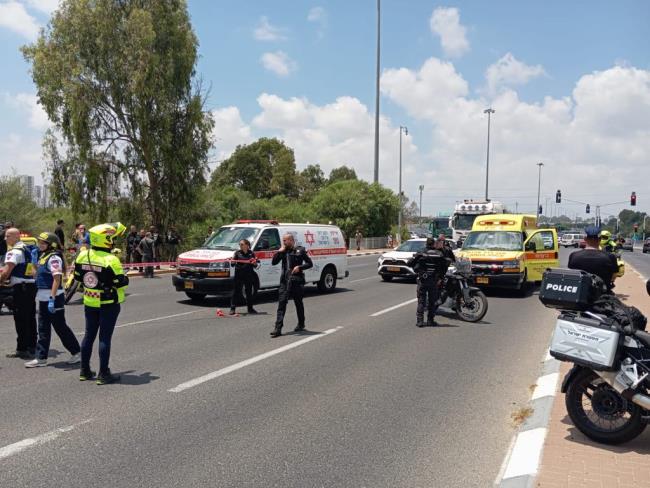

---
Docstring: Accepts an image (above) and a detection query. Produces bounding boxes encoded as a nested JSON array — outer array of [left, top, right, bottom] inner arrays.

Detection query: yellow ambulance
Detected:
[[456, 214, 559, 290]]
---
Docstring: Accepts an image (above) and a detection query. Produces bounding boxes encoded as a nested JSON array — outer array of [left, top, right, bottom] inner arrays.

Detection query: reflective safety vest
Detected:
[[74, 248, 127, 308], [9, 242, 36, 280], [36, 251, 58, 290]]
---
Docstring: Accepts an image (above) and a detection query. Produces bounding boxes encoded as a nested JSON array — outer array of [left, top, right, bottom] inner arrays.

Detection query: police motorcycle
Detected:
[[437, 257, 488, 322], [541, 269, 650, 445]]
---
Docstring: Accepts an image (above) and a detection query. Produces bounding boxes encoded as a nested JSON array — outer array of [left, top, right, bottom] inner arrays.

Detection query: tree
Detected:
[[23, 0, 214, 228], [0, 176, 40, 231], [212, 138, 298, 198], [298, 164, 326, 198], [328, 165, 357, 184]]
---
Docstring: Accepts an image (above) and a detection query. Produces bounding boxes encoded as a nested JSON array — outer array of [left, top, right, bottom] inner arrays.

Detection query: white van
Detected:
[[172, 220, 349, 301], [559, 233, 584, 248]]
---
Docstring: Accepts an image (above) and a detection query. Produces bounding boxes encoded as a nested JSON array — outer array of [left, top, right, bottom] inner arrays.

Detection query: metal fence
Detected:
[[348, 236, 393, 250]]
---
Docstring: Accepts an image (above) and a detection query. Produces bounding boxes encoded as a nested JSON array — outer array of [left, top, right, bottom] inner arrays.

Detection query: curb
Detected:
[[623, 258, 648, 283], [495, 348, 561, 488]]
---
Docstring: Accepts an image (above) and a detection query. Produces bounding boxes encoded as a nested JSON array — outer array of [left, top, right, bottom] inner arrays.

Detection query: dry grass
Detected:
[[511, 406, 534, 427]]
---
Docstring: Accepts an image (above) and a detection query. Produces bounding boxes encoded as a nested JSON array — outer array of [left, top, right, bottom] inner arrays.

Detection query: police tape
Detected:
[[121, 259, 260, 269]]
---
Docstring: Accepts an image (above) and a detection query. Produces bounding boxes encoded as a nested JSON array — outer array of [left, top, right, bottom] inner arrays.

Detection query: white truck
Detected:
[[172, 220, 349, 301], [450, 200, 505, 243]]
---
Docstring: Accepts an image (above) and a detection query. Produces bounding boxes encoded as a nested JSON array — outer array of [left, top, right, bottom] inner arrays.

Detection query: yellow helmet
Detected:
[[88, 222, 127, 249], [599, 230, 611, 240]]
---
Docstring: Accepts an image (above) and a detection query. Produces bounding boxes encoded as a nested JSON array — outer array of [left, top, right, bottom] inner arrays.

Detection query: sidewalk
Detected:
[[536, 266, 650, 488]]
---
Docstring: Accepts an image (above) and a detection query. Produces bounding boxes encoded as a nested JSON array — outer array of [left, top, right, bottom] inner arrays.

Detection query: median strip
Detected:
[[169, 326, 343, 393]]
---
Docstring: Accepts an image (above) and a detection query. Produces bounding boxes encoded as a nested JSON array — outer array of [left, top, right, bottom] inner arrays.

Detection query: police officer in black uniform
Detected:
[[270, 233, 313, 337], [230, 239, 258, 315], [568, 226, 619, 291], [407, 237, 453, 327]]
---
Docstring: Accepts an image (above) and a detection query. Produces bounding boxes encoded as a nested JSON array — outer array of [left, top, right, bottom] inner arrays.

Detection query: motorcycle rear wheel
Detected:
[[455, 289, 488, 322], [565, 368, 646, 445]]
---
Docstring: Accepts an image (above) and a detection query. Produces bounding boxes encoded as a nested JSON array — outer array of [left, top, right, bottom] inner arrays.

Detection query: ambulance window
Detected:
[[255, 229, 280, 251], [531, 231, 555, 251]]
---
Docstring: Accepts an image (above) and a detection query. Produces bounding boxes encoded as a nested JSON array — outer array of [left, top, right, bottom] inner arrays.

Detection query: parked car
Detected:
[[619, 238, 634, 252], [559, 233, 584, 248], [378, 238, 426, 281], [643, 238, 650, 254]]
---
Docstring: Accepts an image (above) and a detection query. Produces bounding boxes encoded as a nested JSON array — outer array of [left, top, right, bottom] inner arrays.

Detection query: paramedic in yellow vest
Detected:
[[74, 222, 128, 385]]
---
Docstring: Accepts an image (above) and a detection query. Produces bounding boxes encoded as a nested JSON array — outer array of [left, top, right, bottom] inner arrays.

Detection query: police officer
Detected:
[[25, 232, 81, 368], [1, 228, 37, 358], [74, 222, 128, 384], [407, 237, 452, 327], [569, 226, 618, 290], [270, 233, 313, 337], [230, 239, 258, 315], [599, 230, 617, 253]]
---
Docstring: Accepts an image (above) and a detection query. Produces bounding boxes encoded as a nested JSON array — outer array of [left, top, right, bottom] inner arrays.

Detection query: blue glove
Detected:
[[48, 297, 56, 314]]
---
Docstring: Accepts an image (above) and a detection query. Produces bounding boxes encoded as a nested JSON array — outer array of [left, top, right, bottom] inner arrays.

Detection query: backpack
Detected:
[[591, 294, 647, 332]]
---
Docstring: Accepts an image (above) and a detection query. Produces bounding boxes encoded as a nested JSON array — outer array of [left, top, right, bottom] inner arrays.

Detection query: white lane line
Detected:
[[501, 428, 547, 479], [169, 327, 343, 393], [73, 310, 200, 336], [350, 276, 377, 283], [370, 298, 418, 317], [0, 419, 92, 461], [531, 372, 560, 401]]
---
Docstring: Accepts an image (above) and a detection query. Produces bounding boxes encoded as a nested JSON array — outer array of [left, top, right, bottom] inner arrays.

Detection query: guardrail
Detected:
[[348, 237, 393, 250]]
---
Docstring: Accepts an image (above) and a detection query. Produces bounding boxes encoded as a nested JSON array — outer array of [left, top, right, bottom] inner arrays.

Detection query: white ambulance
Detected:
[[172, 220, 349, 301]]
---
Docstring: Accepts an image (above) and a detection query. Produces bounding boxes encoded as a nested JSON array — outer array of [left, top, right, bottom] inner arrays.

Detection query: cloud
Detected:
[[24, 0, 59, 14], [0, 1, 40, 40], [260, 51, 297, 77], [0, 133, 45, 181], [429, 7, 469, 58], [4, 92, 50, 130], [307, 6, 327, 37], [211, 106, 253, 160], [381, 57, 650, 215], [485, 52, 546, 96], [253, 16, 287, 41]]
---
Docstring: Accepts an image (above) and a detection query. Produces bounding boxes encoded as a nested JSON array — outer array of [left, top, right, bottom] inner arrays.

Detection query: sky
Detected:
[[1, 0, 649, 220]]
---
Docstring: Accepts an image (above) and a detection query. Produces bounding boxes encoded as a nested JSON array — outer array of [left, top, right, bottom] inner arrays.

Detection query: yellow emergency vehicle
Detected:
[[457, 214, 559, 290]]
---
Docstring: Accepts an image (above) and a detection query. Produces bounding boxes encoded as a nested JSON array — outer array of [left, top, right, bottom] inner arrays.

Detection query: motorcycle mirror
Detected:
[[646, 280, 650, 296]]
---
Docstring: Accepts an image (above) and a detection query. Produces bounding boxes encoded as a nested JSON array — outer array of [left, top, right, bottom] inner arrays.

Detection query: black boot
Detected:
[[270, 326, 282, 338], [247, 308, 258, 314], [427, 317, 438, 327], [294, 324, 306, 332], [416, 316, 425, 328]]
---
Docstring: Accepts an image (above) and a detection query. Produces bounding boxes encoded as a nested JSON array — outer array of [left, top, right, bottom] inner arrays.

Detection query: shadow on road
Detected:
[[115, 370, 160, 385], [177, 287, 353, 308]]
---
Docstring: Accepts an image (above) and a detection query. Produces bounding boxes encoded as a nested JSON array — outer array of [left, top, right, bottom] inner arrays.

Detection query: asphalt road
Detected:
[[621, 247, 650, 280], [0, 253, 563, 488]]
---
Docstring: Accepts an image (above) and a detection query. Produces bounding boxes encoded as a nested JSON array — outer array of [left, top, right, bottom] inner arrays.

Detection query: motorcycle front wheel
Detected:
[[565, 368, 646, 445], [455, 289, 488, 322]]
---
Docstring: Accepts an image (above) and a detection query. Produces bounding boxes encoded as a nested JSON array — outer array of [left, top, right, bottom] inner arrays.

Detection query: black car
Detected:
[[643, 238, 650, 254]]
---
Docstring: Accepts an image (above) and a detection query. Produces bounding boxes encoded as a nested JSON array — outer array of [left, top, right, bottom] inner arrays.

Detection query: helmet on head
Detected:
[[37, 231, 61, 249], [88, 222, 127, 249], [599, 230, 611, 240]]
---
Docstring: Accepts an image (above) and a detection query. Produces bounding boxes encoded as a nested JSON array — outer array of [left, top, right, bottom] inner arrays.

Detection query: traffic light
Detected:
[[631, 191, 637, 206], [586, 204, 590, 214], [556, 190, 561, 204]]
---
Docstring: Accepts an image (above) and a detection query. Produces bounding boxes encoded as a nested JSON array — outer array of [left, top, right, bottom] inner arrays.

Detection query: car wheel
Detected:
[[317, 265, 337, 292]]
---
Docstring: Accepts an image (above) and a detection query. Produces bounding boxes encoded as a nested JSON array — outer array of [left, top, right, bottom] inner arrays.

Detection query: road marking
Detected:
[[74, 310, 200, 336], [501, 428, 547, 479], [370, 298, 417, 317], [169, 327, 343, 393], [0, 419, 91, 461], [350, 276, 377, 283], [531, 372, 560, 400]]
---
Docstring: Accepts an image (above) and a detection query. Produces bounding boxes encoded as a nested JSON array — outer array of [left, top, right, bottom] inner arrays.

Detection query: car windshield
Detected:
[[452, 214, 478, 231], [203, 226, 259, 251], [395, 240, 426, 252], [462, 231, 523, 251]]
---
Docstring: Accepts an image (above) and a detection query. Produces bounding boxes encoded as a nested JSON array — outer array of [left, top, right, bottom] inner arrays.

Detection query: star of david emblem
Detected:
[[304, 231, 315, 245]]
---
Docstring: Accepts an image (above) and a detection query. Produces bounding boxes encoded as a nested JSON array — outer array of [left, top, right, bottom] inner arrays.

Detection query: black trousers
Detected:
[[230, 275, 254, 311], [416, 279, 439, 322], [13, 282, 37, 352], [275, 280, 304, 329]]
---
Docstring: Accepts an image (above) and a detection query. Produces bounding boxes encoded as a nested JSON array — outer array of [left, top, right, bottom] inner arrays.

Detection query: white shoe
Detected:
[[67, 353, 81, 364], [25, 358, 47, 368]]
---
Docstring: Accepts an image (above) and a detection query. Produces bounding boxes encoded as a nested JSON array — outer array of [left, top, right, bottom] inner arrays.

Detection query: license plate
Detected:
[[184, 281, 194, 289], [476, 277, 489, 284], [387, 266, 401, 272]]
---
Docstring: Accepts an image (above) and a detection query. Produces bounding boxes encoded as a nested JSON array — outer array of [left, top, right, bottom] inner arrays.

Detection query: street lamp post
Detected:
[[418, 184, 424, 223], [484, 108, 495, 200], [373, 0, 381, 183], [536, 162, 544, 219], [398, 126, 408, 244]]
